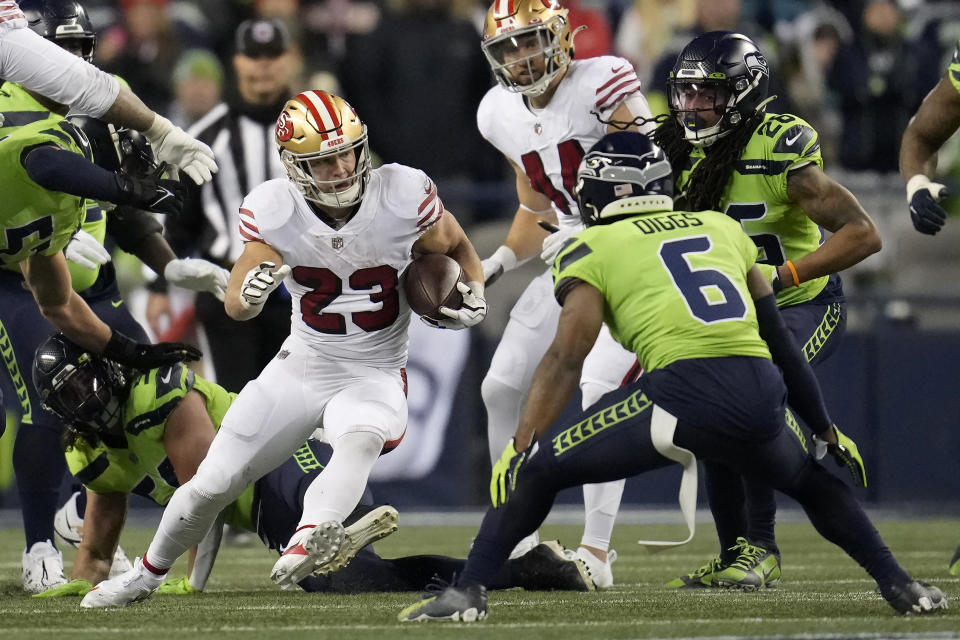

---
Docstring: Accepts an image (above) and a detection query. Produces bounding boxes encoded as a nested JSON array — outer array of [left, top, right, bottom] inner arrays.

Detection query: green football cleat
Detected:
[[399, 583, 487, 622], [713, 537, 781, 591], [949, 545, 960, 577], [665, 554, 725, 589]]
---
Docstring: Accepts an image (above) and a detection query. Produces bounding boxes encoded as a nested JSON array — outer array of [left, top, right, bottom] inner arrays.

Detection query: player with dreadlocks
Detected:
[[653, 31, 882, 591]]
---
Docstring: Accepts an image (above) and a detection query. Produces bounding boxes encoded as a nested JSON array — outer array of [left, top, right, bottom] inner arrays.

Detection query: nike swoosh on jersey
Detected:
[[610, 64, 625, 74], [784, 131, 803, 146], [110, 300, 123, 308]]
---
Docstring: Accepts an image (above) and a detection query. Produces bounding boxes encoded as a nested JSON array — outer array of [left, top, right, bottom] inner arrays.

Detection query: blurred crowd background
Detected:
[[78, 0, 960, 329]]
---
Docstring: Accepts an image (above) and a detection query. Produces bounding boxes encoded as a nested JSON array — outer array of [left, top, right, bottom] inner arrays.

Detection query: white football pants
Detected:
[[144, 334, 408, 569]]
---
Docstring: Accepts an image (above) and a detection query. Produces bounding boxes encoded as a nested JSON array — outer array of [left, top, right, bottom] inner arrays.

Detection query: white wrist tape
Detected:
[[906, 174, 937, 202], [490, 245, 518, 273]]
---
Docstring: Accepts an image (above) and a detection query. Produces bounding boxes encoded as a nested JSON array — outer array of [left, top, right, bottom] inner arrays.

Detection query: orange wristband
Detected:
[[785, 260, 800, 287]]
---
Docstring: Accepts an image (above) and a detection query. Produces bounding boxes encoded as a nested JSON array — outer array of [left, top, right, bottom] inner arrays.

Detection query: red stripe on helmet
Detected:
[[295, 91, 331, 141]]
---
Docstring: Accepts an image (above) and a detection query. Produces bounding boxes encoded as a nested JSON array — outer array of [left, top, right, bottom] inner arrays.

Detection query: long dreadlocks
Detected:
[[654, 111, 765, 213]]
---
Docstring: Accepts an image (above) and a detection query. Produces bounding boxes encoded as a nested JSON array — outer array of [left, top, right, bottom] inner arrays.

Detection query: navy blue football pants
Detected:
[[459, 356, 910, 592]]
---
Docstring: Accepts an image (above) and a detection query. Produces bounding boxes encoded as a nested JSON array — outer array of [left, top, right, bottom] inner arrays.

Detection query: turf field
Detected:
[[0, 515, 957, 639]]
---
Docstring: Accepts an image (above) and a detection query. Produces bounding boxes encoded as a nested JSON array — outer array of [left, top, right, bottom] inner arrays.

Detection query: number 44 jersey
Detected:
[[237, 163, 445, 368], [552, 209, 772, 374], [477, 56, 649, 229]]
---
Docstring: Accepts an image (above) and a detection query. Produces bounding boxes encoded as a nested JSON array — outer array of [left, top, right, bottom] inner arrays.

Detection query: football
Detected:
[[401, 253, 464, 322]]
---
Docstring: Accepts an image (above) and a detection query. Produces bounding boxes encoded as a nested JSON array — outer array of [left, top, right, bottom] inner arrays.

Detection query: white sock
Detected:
[[297, 430, 383, 528]]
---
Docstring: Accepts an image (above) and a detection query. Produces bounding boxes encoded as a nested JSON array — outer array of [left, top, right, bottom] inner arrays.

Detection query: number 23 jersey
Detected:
[[237, 163, 444, 367], [477, 55, 647, 229]]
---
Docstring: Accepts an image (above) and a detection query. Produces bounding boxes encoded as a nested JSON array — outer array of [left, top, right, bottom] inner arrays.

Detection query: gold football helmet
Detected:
[[481, 0, 575, 97], [275, 90, 371, 208]]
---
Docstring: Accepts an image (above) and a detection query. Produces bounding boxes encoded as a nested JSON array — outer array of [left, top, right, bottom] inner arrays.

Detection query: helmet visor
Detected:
[[46, 363, 113, 425]]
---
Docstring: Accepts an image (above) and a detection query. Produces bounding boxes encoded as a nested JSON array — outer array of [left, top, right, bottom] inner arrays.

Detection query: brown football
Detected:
[[401, 253, 464, 322]]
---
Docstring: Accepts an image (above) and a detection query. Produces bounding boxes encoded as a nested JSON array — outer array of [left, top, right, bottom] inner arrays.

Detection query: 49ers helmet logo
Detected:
[[276, 111, 294, 142]]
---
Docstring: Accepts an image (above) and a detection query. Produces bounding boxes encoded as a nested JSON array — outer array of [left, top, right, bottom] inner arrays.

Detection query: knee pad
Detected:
[[323, 381, 406, 444]]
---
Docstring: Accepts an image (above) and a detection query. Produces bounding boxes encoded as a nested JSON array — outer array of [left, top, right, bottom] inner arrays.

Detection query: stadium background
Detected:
[[1, 0, 959, 516]]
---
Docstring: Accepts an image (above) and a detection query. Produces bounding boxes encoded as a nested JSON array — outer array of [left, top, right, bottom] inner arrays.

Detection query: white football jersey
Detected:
[[0, 1, 24, 26], [477, 55, 650, 230], [238, 163, 445, 367]]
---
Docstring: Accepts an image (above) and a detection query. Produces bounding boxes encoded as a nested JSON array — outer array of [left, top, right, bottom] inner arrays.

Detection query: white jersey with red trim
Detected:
[[477, 55, 648, 230], [0, 1, 24, 26], [237, 163, 444, 367]]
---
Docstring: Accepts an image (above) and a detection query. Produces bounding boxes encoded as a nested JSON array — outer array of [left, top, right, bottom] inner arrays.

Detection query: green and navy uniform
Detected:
[[676, 113, 848, 556], [456, 209, 911, 594], [678, 113, 845, 365], [0, 81, 148, 552]]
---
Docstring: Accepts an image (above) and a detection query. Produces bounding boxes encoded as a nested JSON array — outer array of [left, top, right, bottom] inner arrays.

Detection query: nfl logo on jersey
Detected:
[[332, 236, 344, 250]]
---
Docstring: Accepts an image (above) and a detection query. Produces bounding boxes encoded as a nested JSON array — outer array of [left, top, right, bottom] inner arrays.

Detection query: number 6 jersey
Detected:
[[237, 163, 444, 368]]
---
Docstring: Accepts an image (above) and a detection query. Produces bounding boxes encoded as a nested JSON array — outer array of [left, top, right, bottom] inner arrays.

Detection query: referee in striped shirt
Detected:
[[150, 18, 296, 392]]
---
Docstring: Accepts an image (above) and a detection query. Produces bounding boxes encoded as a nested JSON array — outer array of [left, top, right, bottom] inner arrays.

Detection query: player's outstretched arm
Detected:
[[900, 76, 960, 234], [225, 240, 286, 321], [514, 281, 603, 451], [72, 491, 129, 587], [782, 165, 881, 289]]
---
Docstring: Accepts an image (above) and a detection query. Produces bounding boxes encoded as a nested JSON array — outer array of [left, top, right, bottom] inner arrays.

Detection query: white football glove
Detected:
[[240, 261, 291, 309], [422, 281, 487, 330], [482, 245, 517, 287], [143, 115, 218, 185], [539, 225, 578, 266], [64, 229, 111, 269], [164, 258, 230, 301]]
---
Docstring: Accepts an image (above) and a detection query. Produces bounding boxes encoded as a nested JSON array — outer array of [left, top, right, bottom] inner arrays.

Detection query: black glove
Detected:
[[909, 187, 948, 235], [103, 330, 201, 370], [114, 162, 185, 216]]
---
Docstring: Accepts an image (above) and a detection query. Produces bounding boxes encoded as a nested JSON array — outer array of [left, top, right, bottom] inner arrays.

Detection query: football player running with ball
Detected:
[[476, 0, 654, 587], [81, 90, 487, 608], [398, 132, 947, 622], [654, 31, 881, 590]]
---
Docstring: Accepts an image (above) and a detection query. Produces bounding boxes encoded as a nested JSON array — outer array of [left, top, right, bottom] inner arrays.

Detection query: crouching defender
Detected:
[[30, 334, 595, 597], [399, 132, 948, 621]]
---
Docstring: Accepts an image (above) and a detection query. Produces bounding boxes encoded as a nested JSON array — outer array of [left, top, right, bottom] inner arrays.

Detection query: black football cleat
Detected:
[[399, 583, 487, 622], [509, 540, 595, 591], [882, 580, 948, 615]]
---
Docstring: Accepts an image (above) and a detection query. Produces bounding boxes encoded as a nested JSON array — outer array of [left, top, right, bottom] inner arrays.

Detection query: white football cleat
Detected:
[[54, 491, 84, 547], [80, 557, 165, 608], [270, 521, 344, 589], [22, 539, 68, 594], [508, 531, 540, 560], [55, 490, 134, 577], [572, 546, 617, 589], [327, 505, 399, 574]]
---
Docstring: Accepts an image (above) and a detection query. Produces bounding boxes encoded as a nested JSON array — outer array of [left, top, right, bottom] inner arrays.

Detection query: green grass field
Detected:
[[1, 517, 957, 639]]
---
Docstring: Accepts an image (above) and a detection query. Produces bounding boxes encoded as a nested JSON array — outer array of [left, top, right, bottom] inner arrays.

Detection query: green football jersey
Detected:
[[0, 81, 59, 133], [0, 117, 89, 267], [65, 364, 240, 506], [677, 112, 828, 308], [553, 210, 771, 373], [949, 41, 960, 95], [0, 82, 114, 290]]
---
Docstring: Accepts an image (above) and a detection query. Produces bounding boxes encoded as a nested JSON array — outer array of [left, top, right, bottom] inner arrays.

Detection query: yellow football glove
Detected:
[[490, 439, 527, 508], [158, 575, 198, 595], [828, 425, 867, 488], [32, 579, 93, 598]]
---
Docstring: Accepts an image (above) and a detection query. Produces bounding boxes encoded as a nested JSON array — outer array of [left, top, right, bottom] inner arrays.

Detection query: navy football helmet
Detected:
[[33, 334, 128, 436], [68, 115, 157, 177], [21, 0, 97, 63], [575, 131, 673, 226], [667, 31, 770, 146]]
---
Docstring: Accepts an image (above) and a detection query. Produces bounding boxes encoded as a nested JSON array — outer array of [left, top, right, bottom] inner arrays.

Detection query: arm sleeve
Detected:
[[22, 145, 124, 201], [1, 28, 119, 117], [754, 293, 832, 435], [106, 205, 163, 254]]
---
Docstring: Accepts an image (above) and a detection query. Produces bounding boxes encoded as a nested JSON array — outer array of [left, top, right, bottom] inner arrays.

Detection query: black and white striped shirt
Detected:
[[167, 96, 288, 266]]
